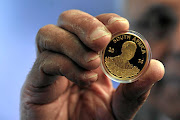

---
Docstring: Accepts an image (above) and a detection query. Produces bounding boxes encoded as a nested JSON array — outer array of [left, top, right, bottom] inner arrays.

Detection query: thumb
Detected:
[[112, 59, 165, 120]]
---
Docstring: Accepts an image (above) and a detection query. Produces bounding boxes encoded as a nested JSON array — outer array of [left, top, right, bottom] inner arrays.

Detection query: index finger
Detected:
[[57, 10, 112, 52]]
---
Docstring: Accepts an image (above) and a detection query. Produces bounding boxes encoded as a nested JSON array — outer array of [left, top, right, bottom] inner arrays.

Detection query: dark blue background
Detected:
[[0, 0, 124, 119]]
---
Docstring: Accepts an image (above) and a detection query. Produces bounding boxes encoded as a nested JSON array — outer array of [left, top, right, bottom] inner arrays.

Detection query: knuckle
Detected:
[[59, 58, 72, 75], [59, 11, 68, 20], [60, 9, 100, 28], [81, 61, 100, 71], [36, 24, 56, 53], [82, 16, 100, 29], [59, 9, 82, 18], [37, 24, 56, 36], [36, 24, 55, 44], [82, 15, 97, 24], [137, 91, 150, 105], [108, 13, 120, 17], [59, 9, 82, 23], [30, 51, 50, 74], [38, 51, 51, 67]]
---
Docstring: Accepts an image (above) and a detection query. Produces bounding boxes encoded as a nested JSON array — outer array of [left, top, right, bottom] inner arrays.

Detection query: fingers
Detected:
[[35, 10, 130, 88], [58, 10, 130, 52], [112, 59, 165, 120], [58, 10, 112, 52], [31, 51, 98, 87], [96, 13, 130, 34], [23, 50, 98, 104], [36, 24, 100, 70]]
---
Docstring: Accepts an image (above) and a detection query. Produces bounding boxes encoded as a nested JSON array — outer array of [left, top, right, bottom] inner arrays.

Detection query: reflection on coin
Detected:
[[101, 30, 151, 83]]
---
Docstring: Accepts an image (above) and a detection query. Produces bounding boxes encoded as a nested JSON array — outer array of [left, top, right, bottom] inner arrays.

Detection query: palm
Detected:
[[24, 68, 116, 120]]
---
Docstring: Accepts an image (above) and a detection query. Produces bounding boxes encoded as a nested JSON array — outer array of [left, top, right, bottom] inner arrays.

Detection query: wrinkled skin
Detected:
[[20, 10, 164, 120]]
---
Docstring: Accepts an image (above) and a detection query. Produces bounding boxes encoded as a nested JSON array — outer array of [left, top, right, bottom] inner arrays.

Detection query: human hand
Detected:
[[20, 10, 164, 120]]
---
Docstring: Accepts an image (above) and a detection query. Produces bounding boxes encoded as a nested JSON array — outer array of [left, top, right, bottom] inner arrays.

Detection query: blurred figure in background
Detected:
[[125, 0, 180, 120]]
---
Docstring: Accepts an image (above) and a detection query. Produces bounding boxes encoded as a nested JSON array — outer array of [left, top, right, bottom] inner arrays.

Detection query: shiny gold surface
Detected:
[[105, 41, 140, 78], [101, 31, 151, 83]]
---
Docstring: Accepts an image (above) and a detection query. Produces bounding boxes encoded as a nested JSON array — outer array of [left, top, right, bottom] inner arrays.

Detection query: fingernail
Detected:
[[84, 53, 99, 63], [108, 17, 128, 25], [90, 27, 111, 41], [84, 73, 98, 81]]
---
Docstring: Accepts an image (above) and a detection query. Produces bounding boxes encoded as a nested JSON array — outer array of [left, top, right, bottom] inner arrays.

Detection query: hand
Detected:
[[20, 10, 164, 120]]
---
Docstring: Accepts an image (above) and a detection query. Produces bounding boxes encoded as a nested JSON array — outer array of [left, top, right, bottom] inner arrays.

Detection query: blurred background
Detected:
[[126, 1, 180, 120], [0, 0, 180, 120]]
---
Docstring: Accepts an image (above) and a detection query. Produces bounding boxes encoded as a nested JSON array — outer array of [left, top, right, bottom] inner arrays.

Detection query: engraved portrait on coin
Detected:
[[105, 41, 140, 78], [101, 31, 150, 83]]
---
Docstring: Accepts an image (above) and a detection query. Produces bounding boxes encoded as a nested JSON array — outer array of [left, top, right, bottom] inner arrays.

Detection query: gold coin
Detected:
[[101, 30, 151, 83]]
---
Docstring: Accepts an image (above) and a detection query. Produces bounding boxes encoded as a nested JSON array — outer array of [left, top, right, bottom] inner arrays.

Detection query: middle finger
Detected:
[[36, 24, 100, 70]]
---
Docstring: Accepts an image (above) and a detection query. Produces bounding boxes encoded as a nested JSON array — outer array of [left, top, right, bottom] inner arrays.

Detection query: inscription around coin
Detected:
[[102, 32, 149, 82]]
